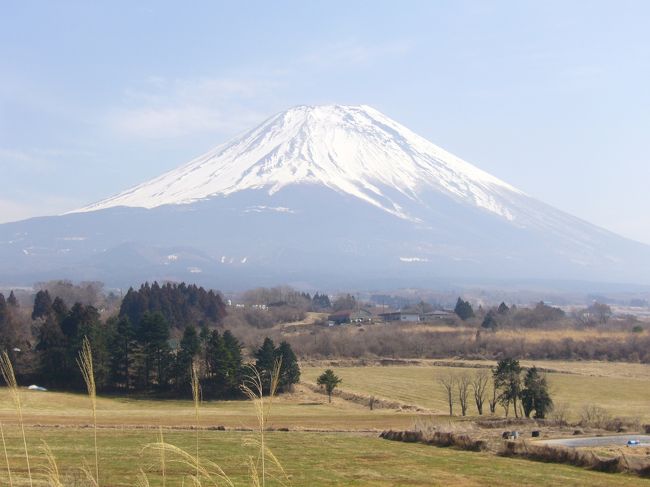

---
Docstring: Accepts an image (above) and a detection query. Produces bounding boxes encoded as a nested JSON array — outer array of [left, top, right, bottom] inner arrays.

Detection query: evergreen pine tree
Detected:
[[175, 325, 200, 392], [51, 297, 68, 322], [0, 294, 12, 350], [481, 311, 498, 330], [222, 330, 243, 394], [36, 316, 68, 386], [454, 297, 475, 321], [493, 358, 523, 418], [521, 366, 553, 419], [275, 341, 300, 391], [317, 369, 342, 403], [137, 312, 171, 389], [254, 337, 277, 393], [32, 290, 53, 320], [108, 316, 135, 390]]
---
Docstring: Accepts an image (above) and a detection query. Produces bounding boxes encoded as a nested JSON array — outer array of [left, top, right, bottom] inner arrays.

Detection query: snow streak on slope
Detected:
[[78, 105, 524, 221]]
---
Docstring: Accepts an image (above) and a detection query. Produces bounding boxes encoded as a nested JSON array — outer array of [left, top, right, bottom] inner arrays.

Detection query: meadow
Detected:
[[1, 358, 650, 485], [2, 427, 648, 486], [301, 359, 650, 422]]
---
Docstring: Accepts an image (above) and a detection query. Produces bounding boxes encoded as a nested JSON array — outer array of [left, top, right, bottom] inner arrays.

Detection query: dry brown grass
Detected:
[[40, 440, 64, 487], [241, 359, 288, 487], [302, 361, 650, 421], [77, 336, 99, 486], [0, 422, 12, 487], [0, 351, 32, 487], [491, 328, 634, 343]]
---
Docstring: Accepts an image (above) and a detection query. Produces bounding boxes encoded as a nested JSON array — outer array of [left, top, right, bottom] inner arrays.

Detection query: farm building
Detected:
[[379, 311, 421, 323], [328, 309, 373, 325], [422, 310, 454, 321]]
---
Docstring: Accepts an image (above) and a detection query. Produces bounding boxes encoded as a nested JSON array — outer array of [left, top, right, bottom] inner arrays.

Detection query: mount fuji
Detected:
[[2, 104, 649, 289]]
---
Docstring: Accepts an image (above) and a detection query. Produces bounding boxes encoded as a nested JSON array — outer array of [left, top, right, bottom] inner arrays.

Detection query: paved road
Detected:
[[542, 435, 650, 448]]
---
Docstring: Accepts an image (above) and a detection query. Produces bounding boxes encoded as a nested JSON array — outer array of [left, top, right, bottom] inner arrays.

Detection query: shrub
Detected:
[[579, 405, 612, 429]]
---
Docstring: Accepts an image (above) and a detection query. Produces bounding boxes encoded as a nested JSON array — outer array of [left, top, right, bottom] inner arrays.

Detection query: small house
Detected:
[[379, 311, 421, 323]]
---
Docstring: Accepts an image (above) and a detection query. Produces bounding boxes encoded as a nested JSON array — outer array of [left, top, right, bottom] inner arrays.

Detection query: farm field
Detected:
[[1, 427, 648, 486], [0, 386, 418, 431], [301, 360, 650, 421], [1, 359, 649, 485]]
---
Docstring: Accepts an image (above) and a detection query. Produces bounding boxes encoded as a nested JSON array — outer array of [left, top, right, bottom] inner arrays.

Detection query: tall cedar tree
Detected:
[[254, 337, 277, 393], [493, 358, 523, 418], [203, 329, 244, 398], [254, 338, 300, 393], [481, 311, 498, 330], [0, 294, 18, 351], [51, 297, 68, 322], [137, 312, 171, 390], [35, 302, 108, 388], [222, 330, 243, 393], [32, 290, 53, 320], [454, 297, 474, 320], [175, 325, 200, 391], [276, 341, 300, 391], [36, 316, 68, 385], [521, 366, 553, 419], [108, 316, 135, 390]]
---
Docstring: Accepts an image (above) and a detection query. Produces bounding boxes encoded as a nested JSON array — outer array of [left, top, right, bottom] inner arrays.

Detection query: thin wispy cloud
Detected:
[[107, 38, 412, 140], [108, 76, 275, 139], [0, 148, 96, 173], [299, 39, 414, 69]]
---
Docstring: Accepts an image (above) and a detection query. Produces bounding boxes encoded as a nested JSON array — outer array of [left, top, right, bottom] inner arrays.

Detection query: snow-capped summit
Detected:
[[78, 105, 521, 221]]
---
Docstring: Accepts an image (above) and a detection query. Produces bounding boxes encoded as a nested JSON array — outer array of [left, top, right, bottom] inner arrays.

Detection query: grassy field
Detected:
[[1, 359, 649, 485], [0, 427, 648, 486], [0, 386, 419, 431], [302, 360, 650, 421]]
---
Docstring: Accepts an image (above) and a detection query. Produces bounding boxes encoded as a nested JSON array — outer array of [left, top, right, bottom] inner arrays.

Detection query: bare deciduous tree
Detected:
[[488, 384, 497, 414], [471, 370, 489, 415], [457, 374, 470, 416], [549, 401, 569, 425], [438, 374, 455, 416]]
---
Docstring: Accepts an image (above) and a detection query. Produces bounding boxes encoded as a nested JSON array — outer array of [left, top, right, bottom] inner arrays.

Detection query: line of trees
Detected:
[[120, 282, 228, 330], [3, 285, 300, 399], [0, 291, 20, 351], [438, 358, 552, 419]]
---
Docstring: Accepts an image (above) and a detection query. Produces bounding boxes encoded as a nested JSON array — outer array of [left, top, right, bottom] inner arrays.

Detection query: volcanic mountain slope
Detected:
[[1, 104, 649, 288]]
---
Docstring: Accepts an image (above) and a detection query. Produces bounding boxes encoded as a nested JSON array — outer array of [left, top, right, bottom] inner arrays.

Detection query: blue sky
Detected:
[[1, 1, 649, 243]]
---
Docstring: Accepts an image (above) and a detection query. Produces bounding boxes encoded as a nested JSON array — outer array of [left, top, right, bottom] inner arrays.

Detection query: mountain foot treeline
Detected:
[[2, 283, 300, 398]]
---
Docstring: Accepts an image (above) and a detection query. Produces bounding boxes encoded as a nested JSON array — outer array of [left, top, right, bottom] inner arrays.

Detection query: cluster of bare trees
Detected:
[[438, 360, 553, 419], [437, 370, 493, 417]]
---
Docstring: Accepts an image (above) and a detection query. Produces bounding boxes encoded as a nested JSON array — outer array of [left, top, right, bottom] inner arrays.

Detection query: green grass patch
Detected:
[[302, 363, 650, 421], [0, 428, 647, 486]]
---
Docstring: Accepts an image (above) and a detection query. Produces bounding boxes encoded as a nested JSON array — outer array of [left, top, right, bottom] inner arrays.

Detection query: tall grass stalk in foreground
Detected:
[[143, 441, 233, 486], [77, 336, 99, 486], [191, 361, 200, 480], [40, 441, 63, 487], [0, 422, 13, 487], [241, 359, 287, 487], [0, 351, 32, 487], [141, 362, 286, 486], [159, 426, 166, 487]]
